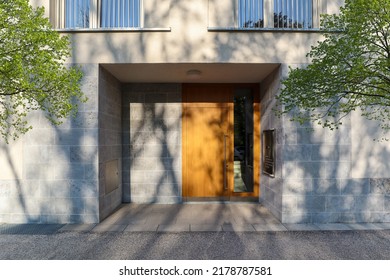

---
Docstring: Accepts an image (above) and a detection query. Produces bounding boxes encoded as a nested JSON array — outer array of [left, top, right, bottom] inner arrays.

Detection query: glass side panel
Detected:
[[233, 89, 254, 193], [101, 0, 141, 28], [65, 0, 90, 28]]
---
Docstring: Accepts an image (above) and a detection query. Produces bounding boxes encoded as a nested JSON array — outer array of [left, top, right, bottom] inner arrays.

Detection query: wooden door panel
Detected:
[[183, 85, 231, 198], [182, 84, 259, 200], [185, 106, 228, 197]]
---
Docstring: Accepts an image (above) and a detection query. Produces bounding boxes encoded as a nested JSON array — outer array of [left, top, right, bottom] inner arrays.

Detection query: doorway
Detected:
[[182, 84, 260, 201]]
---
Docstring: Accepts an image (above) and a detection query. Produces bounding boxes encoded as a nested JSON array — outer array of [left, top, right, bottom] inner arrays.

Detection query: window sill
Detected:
[[56, 27, 171, 33], [207, 27, 321, 33]]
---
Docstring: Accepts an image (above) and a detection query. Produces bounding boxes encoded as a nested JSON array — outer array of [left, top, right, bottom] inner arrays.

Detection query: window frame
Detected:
[[208, 0, 323, 31], [50, 0, 145, 30], [99, 0, 143, 28]]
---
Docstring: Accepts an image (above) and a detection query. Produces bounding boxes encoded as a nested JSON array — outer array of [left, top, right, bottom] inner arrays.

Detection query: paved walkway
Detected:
[[1, 203, 390, 234]]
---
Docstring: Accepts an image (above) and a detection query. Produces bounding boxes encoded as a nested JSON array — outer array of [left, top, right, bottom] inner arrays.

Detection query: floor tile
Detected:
[[253, 224, 288, 232], [346, 223, 384, 230], [91, 224, 127, 233], [58, 224, 96, 232], [283, 224, 321, 231], [123, 224, 159, 232], [315, 224, 352, 231], [372, 223, 390, 230], [190, 224, 223, 232], [157, 224, 190, 232], [222, 223, 256, 232]]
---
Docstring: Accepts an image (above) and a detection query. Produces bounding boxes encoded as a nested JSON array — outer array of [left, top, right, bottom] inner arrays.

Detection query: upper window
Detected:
[[239, 0, 264, 28], [65, 0, 90, 28], [101, 0, 141, 28], [274, 0, 313, 29]]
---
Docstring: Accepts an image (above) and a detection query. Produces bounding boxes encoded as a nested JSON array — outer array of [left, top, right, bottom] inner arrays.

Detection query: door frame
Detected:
[[182, 83, 260, 201]]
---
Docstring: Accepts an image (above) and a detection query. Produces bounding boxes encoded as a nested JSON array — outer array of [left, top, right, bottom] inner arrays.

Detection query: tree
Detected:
[[0, 0, 85, 142], [277, 0, 390, 133]]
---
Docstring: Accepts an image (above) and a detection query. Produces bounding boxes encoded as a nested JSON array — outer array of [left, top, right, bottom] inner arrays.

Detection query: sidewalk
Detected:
[[1, 203, 390, 234]]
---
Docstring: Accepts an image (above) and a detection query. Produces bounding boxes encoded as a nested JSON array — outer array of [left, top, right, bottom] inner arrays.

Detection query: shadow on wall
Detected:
[[282, 104, 390, 224], [0, 90, 99, 224], [122, 84, 182, 203]]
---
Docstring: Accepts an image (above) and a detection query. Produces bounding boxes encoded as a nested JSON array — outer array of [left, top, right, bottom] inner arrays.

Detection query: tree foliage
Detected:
[[277, 0, 390, 131], [0, 0, 85, 142]]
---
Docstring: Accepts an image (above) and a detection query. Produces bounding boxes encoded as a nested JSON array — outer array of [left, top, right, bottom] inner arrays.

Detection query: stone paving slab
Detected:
[[283, 224, 321, 231], [123, 224, 158, 232], [372, 223, 390, 230], [58, 224, 97, 233], [315, 224, 352, 231], [2, 204, 390, 234], [190, 224, 223, 232], [253, 224, 288, 232], [346, 223, 384, 230], [91, 224, 127, 233], [222, 223, 256, 232], [157, 224, 190, 232]]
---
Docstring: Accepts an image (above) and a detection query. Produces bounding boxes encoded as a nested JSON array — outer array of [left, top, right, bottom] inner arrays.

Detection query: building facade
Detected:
[[1, 0, 390, 224]]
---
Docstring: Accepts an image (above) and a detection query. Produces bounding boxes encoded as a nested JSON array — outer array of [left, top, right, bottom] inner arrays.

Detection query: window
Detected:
[[101, 0, 141, 28], [65, 0, 90, 28], [239, 0, 264, 28], [274, 0, 313, 29]]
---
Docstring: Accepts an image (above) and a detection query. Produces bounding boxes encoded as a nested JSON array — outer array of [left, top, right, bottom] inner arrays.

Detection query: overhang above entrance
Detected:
[[101, 63, 280, 83]]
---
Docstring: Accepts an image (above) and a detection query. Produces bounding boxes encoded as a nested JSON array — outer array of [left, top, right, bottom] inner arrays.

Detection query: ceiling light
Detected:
[[186, 69, 202, 79]]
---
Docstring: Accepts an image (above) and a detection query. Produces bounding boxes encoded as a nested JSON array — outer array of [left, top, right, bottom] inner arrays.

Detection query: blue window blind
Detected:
[[238, 0, 264, 28], [274, 0, 313, 29], [65, 0, 90, 28], [101, 0, 141, 28]]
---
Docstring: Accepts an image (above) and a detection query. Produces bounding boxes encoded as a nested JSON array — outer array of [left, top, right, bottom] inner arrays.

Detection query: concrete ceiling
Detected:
[[102, 63, 280, 83]]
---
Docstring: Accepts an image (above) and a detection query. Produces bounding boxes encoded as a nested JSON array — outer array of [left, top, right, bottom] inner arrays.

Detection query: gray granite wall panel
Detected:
[[122, 84, 182, 203], [0, 64, 100, 224]]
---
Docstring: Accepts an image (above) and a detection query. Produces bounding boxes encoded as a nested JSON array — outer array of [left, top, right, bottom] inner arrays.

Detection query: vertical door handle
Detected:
[[223, 134, 228, 191]]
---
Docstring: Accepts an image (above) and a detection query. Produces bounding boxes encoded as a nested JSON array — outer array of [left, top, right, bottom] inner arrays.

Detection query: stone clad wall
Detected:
[[122, 84, 182, 203], [260, 67, 284, 221], [0, 64, 100, 223], [261, 63, 390, 224], [98, 67, 123, 220]]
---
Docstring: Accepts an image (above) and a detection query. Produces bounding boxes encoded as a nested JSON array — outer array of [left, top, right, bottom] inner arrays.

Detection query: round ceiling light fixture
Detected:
[[186, 69, 202, 79]]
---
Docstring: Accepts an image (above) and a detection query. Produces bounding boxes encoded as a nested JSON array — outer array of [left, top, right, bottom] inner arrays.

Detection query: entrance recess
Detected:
[[182, 84, 260, 201]]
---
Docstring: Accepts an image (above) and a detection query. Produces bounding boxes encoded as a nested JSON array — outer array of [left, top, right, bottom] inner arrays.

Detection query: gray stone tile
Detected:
[[372, 223, 390, 230], [253, 224, 288, 232], [222, 224, 256, 232], [315, 223, 352, 231], [157, 224, 190, 232], [346, 223, 384, 230], [190, 224, 223, 232], [91, 224, 126, 232], [58, 224, 97, 232], [283, 224, 321, 231], [124, 224, 158, 232]]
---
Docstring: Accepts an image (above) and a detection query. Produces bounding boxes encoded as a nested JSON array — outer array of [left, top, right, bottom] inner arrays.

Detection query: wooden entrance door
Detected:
[[182, 84, 232, 198], [182, 84, 260, 200]]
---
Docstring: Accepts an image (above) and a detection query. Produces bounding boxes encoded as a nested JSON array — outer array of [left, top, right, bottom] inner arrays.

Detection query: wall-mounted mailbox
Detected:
[[262, 129, 275, 177]]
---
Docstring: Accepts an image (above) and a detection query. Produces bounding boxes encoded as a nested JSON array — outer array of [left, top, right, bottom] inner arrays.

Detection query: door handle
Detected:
[[223, 134, 228, 191]]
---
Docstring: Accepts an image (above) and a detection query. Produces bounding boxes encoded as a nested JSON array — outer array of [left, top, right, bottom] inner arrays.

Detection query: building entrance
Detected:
[[182, 84, 260, 201]]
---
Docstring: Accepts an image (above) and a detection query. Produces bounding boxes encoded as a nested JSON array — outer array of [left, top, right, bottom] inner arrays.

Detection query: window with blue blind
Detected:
[[65, 0, 90, 28], [274, 0, 313, 29], [239, 0, 264, 28], [100, 0, 141, 28]]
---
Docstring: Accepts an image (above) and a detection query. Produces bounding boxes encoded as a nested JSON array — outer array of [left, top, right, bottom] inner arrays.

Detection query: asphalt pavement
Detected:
[[1, 230, 390, 259]]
